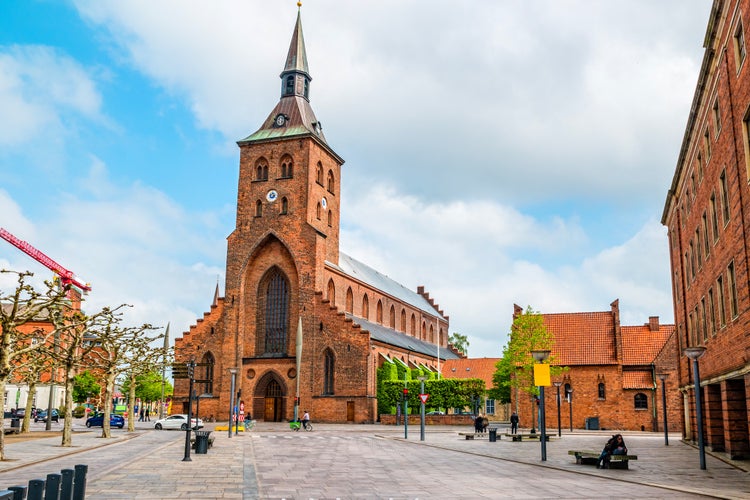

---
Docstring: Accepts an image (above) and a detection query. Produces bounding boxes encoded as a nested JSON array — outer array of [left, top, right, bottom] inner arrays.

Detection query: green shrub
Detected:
[[72, 406, 86, 418]]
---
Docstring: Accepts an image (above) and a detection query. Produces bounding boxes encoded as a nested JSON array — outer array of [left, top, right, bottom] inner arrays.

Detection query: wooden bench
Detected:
[[504, 433, 552, 442], [458, 432, 490, 440], [568, 450, 638, 469]]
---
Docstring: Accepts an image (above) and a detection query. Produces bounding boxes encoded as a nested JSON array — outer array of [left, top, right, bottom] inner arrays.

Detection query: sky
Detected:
[[0, 0, 713, 358]]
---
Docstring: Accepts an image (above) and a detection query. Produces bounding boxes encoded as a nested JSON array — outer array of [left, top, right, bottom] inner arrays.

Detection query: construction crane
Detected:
[[0, 227, 92, 293]]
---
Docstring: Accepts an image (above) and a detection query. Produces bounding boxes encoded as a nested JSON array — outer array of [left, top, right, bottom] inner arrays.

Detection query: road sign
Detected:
[[171, 363, 189, 379], [419, 394, 429, 404]]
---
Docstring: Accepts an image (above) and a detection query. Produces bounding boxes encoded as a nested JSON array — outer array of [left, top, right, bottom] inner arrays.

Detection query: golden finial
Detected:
[[297, 1, 302, 7]]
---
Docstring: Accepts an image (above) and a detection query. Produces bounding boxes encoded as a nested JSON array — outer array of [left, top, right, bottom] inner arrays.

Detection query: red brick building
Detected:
[[662, 0, 750, 461], [441, 357, 510, 420], [509, 301, 680, 433], [173, 10, 457, 424]]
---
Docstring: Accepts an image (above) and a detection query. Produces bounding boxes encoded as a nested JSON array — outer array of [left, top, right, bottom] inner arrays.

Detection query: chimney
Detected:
[[649, 316, 659, 332]]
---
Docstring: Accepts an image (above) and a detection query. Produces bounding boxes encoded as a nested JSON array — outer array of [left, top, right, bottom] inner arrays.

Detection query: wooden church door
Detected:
[[264, 379, 283, 421]]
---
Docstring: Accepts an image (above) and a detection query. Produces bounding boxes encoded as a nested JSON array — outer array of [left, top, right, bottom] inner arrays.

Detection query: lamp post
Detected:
[[531, 350, 550, 461], [684, 347, 707, 469], [228, 368, 238, 439], [657, 373, 669, 446], [553, 381, 562, 437], [182, 359, 196, 462], [567, 388, 573, 432]]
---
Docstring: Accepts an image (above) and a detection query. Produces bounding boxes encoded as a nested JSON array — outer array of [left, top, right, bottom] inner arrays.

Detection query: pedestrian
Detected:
[[474, 414, 484, 433], [139, 408, 144, 422], [510, 412, 519, 434], [145, 407, 150, 421], [597, 433, 628, 469], [301, 410, 310, 430]]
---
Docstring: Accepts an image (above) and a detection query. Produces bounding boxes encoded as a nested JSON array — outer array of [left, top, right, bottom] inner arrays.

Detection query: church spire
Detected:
[[280, 8, 311, 100]]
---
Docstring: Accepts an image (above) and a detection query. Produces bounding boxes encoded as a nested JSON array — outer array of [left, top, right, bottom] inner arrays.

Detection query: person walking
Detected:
[[510, 412, 519, 434], [145, 407, 150, 421]]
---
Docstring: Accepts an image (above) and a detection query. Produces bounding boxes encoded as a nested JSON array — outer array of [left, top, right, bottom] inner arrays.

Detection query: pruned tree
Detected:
[[0, 270, 67, 459], [12, 342, 53, 433], [86, 314, 163, 437], [119, 331, 171, 432]]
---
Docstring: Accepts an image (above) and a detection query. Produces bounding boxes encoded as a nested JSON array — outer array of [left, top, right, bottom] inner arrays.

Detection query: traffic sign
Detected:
[[419, 393, 429, 404]]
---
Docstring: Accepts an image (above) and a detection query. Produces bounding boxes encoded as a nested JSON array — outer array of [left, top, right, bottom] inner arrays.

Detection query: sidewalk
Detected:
[[1, 422, 748, 499]]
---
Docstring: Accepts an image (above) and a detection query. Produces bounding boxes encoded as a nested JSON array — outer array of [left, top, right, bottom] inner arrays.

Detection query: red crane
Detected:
[[0, 227, 92, 293]]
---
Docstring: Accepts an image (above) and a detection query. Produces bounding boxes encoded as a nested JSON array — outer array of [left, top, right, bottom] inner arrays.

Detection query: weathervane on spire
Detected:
[[297, 1, 302, 8]]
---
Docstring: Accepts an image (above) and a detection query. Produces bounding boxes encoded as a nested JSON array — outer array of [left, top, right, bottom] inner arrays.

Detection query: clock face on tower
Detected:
[[321, 197, 327, 210], [275, 114, 286, 127], [266, 190, 278, 202]]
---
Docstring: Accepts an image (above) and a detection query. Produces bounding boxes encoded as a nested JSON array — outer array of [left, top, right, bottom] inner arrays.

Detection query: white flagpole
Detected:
[[295, 315, 303, 421], [160, 322, 169, 419]]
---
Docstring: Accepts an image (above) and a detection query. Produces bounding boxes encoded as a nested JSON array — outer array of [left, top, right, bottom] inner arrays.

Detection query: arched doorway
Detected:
[[254, 372, 287, 422]]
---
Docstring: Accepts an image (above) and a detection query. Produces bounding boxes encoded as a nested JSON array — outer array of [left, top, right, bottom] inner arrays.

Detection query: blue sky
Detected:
[[0, 1, 712, 357]]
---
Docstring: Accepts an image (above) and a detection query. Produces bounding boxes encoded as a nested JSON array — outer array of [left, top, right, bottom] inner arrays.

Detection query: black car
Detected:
[[34, 409, 59, 423]]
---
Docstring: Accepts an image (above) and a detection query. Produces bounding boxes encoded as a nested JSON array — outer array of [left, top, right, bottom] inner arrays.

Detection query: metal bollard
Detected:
[[8, 486, 25, 500], [45, 473, 61, 500], [60, 469, 74, 500], [27, 479, 45, 500], [72, 465, 87, 500]]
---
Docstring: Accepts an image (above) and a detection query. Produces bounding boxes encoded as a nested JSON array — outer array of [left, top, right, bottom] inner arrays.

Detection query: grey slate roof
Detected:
[[328, 253, 446, 320], [346, 313, 459, 361]]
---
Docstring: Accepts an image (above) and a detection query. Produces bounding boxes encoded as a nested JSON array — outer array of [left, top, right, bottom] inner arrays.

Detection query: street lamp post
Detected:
[[567, 388, 573, 432], [531, 350, 551, 461], [657, 373, 669, 446], [553, 381, 562, 437], [685, 347, 707, 469], [182, 359, 196, 462], [228, 368, 238, 439]]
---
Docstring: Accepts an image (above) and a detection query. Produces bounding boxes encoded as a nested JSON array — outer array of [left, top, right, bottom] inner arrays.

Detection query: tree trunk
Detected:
[[0, 379, 6, 460], [101, 371, 116, 438], [21, 381, 37, 433], [128, 373, 137, 432], [61, 363, 76, 447]]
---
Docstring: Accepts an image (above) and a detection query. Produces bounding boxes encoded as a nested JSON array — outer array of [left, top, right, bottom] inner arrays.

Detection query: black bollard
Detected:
[[27, 479, 45, 500], [8, 486, 26, 500], [72, 465, 87, 500], [60, 469, 74, 500], [45, 474, 61, 500]]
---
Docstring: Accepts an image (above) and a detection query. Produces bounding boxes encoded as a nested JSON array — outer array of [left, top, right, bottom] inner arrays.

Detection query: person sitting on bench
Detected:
[[597, 434, 627, 469]]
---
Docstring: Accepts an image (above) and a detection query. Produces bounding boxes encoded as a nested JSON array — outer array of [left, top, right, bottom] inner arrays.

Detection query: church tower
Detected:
[[222, 6, 345, 419]]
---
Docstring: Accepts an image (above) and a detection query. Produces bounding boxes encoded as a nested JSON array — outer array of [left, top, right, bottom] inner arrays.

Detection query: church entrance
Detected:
[[263, 379, 283, 422]]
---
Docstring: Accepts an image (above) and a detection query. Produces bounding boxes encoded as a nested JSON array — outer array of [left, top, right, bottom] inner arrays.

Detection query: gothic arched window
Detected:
[[410, 314, 416, 335], [327, 279, 336, 306], [377, 300, 383, 324], [281, 197, 288, 215], [284, 75, 294, 95], [389, 305, 396, 328], [327, 170, 335, 192], [258, 268, 290, 355], [323, 349, 335, 395], [316, 162, 324, 185], [400, 309, 406, 332], [200, 352, 215, 395], [598, 382, 606, 400], [345, 288, 353, 313], [362, 295, 369, 319], [256, 200, 262, 217]]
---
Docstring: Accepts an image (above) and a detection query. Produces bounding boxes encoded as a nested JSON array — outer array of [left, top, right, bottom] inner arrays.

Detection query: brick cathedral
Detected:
[[173, 9, 458, 424]]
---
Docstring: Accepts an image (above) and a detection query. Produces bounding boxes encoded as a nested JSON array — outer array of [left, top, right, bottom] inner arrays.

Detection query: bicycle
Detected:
[[289, 420, 313, 431]]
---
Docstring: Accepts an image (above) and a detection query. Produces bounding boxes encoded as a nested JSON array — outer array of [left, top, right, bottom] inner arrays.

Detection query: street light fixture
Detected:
[[657, 373, 669, 446], [553, 381, 562, 437], [531, 350, 550, 461], [228, 368, 238, 439], [684, 346, 707, 469]]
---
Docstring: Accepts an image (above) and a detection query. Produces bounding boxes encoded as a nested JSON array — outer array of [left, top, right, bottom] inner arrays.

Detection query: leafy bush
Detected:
[[72, 406, 86, 418]]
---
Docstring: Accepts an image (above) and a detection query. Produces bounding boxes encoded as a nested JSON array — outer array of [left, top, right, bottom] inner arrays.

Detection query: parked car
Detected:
[[426, 411, 445, 415], [14, 408, 26, 418], [154, 414, 203, 431], [34, 409, 59, 423], [85, 412, 125, 428]]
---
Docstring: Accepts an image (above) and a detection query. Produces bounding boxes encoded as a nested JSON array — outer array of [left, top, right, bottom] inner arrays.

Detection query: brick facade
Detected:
[[173, 11, 456, 424], [662, 0, 750, 460], [509, 301, 680, 432]]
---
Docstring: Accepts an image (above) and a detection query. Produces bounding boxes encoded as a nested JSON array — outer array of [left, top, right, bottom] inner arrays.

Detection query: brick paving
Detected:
[[0, 420, 748, 499]]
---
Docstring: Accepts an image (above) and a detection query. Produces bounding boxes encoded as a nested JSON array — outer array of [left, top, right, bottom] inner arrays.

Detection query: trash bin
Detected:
[[194, 430, 211, 454], [488, 428, 497, 442], [10, 418, 20, 431]]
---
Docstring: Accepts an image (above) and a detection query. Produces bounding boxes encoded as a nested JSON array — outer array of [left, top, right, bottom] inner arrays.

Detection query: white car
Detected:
[[153, 414, 203, 430]]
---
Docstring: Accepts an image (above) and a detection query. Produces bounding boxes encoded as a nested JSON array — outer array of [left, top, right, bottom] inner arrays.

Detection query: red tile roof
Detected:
[[621, 324, 675, 365], [542, 311, 617, 366], [441, 358, 500, 387], [622, 370, 654, 389]]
